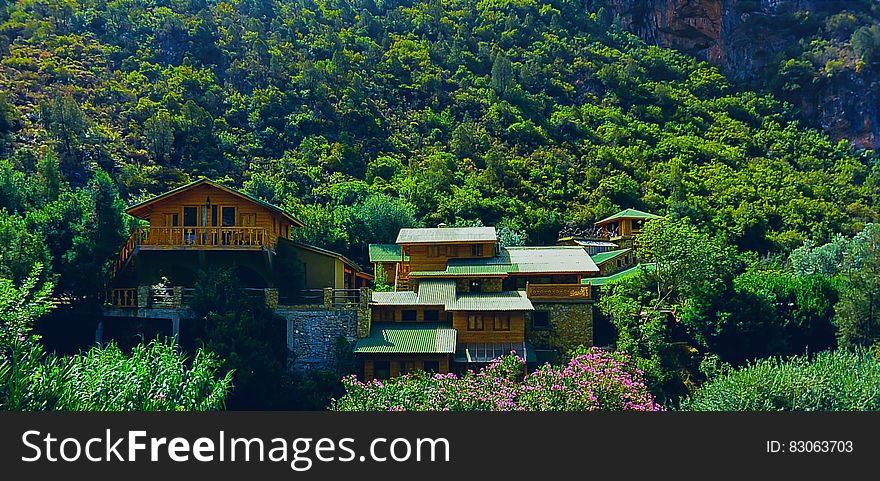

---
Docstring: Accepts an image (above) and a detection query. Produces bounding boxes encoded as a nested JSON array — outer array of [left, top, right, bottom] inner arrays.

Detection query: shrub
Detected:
[[682, 349, 880, 411], [332, 348, 661, 411]]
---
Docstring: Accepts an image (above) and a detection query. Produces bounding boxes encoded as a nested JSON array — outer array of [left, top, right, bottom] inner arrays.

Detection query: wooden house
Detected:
[[594, 208, 660, 248], [360, 226, 600, 379], [108, 178, 370, 311]]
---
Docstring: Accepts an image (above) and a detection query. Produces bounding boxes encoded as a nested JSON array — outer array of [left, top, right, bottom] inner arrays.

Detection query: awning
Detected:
[[354, 322, 457, 354]]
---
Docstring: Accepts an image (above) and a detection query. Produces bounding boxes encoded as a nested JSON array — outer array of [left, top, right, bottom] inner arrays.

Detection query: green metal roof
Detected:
[[409, 264, 513, 277], [126, 178, 304, 226], [582, 263, 658, 286], [396, 226, 497, 244], [371, 280, 533, 311], [590, 248, 632, 265], [595, 208, 660, 225], [369, 244, 406, 263], [445, 291, 534, 311], [354, 323, 457, 354]]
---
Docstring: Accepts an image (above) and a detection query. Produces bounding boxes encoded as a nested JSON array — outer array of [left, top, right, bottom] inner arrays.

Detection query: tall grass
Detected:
[[683, 349, 880, 411]]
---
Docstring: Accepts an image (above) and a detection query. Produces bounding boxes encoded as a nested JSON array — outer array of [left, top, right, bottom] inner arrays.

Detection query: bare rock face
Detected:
[[605, 0, 880, 148]]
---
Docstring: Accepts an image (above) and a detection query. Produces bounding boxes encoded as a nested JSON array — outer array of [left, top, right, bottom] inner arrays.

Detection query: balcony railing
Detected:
[[526, 283, 592, 300], [110, 288, 137, 308], [130, 226, 276, 250]]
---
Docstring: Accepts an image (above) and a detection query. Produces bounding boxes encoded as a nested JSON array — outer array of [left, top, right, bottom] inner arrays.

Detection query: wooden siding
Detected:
[[452, 311, 525, 343], [139, 183, 295, 241], [371, 306, 449, 322], [363, 355, 451, 380], [402, 241, 497, 273]]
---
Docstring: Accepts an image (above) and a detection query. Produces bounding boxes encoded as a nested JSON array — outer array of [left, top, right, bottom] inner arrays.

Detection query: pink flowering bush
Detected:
[[331, 348, 661, 411]]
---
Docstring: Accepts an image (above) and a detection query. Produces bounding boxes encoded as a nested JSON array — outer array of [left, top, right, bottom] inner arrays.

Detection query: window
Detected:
[[402, 310, 417, 321], [493, 314, 510, 331], [211, 205, 218, 227], [183, 206, 198, 226], [164, 213, 179, 227], [467, 314, 484, 330], [471, 244, 484, 256], [221, 206, 236, 227], [399, 361, 415, 375], [423, 361, 440, 374], [424, 309, 440, 321], [241, 213, 256, 227], [469, 279, 482, 293], [532, 311, 550, 329], [373, 361, 390, 380]]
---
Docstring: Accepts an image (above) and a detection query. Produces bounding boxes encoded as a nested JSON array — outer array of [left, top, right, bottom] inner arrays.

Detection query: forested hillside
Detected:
[[1, 0, 877, 268]]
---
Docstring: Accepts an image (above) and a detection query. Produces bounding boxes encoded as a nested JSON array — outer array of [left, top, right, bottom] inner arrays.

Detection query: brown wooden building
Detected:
[[359, 226, 600, 379], [108, 178, 370, 313]]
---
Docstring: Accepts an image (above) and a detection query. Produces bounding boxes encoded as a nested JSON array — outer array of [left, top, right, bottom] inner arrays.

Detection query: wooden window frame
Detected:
[[471, 244, 484, 256], [467, 314, 484, 331], [493, 314, 511, 331]]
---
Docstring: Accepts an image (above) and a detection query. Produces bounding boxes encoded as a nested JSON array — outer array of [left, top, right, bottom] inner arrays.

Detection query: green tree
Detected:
[[835, 224, 880, 347]]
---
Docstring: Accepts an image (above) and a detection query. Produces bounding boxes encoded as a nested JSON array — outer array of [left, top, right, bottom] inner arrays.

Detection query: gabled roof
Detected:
[[396, 226, 497, 244], [126, 178, 304, 227], [354, 323, 457, 354], [595, 208, 660, 225], [284, 240, 370, 276], [590, 248, 632, 265], [582, 263, 657, 286], [369, 244, 407, 263]]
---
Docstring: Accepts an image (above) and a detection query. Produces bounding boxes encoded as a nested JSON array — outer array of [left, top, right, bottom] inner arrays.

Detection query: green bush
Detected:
[[682, 349, 880, 411]]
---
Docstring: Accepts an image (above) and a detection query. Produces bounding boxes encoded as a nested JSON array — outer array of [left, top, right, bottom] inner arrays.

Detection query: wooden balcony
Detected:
[[131, 226, 276, 250], [526, 283, 592, 301]]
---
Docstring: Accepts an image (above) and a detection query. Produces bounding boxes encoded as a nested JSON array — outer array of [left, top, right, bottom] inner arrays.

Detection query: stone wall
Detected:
[[279, 307, 359, 371], [455, 277, 503, 293], [525, 302, 594, 358]]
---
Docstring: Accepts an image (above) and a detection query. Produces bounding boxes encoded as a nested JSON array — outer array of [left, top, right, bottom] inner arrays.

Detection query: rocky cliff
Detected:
[[605, 0, 880, 149]]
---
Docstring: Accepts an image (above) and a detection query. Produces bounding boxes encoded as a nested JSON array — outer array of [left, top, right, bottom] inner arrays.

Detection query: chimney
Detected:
[[437, 222, 447, 228]]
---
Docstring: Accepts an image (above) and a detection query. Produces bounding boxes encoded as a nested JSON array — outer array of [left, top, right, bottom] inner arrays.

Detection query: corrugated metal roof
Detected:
[[590, 248, 632, 265], [595, 208, 660, 225], [417, 279, 456, 304], [354, 323, 457, 354], [409, 264, 512, 277], [505, 246, 599, 273], [446, 291, 534, 311], [368, 244, 405, 263], [371, 291, 421, 305], [396, 226, 497, 244], [583, 263, 658, 286], [371, 280, 455, 306], [445, 246, 599, 274]]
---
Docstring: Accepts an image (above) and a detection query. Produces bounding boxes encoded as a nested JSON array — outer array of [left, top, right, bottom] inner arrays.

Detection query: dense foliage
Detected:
[[683, 349, 880, 411], [0, 266, 231, 411], [0, 0, 876, 267], [333, 348, 660, 411]]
